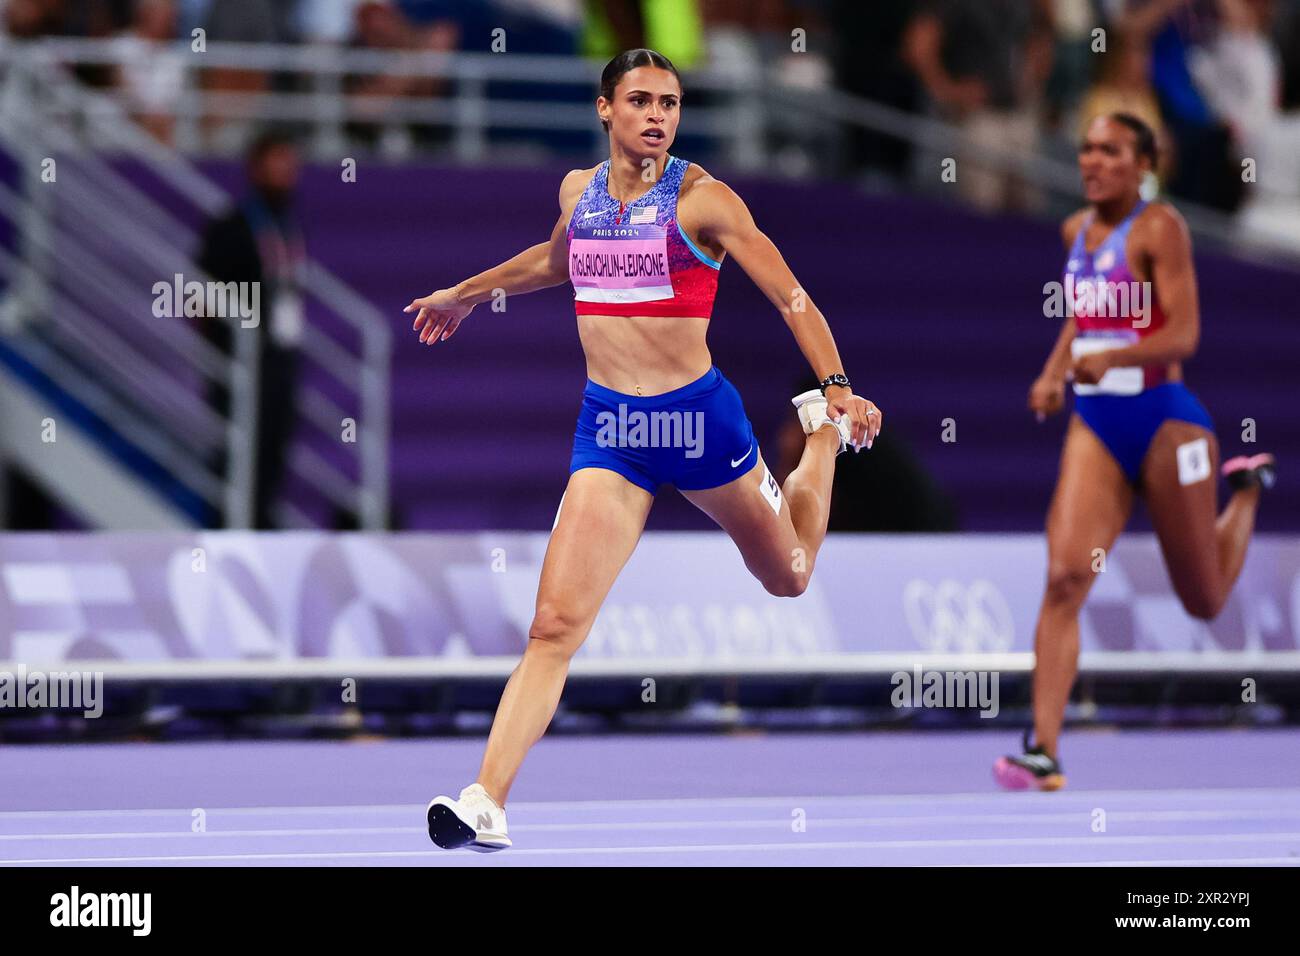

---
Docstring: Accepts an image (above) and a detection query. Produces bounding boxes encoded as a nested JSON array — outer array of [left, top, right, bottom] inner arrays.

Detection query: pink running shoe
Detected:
[[1222, 453, 1276, 492], [994, 730, 1067, 792]]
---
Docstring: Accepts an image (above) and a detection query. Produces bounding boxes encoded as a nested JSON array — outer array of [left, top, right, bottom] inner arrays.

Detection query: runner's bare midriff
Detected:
[[577, 312, 712, 396]]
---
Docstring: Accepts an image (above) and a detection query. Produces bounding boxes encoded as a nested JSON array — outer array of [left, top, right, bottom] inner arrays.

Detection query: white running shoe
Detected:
[[791, 389, 854, 454], [426, 783, 511, 852]]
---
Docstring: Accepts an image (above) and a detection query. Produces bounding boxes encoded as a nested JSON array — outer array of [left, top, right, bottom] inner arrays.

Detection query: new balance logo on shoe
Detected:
[[476, 813, 493, 831]]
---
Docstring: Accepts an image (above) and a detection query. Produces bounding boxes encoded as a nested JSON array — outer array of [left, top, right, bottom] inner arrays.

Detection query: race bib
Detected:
[[1176, 437, 1211, 486], [569, 224, 672, 304], [758, 464, 783, 516], [1071, 335, 1142, 396]]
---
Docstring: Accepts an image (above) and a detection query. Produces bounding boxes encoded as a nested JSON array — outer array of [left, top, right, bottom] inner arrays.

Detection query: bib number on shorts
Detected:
[[1176, 437, 1211, 486]]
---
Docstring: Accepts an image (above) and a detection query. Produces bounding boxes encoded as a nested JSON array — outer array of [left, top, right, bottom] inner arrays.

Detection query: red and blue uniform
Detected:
[[566, 154, 719, 318], [564, 156, 759, 494], [1065, 201, 1214, 483]]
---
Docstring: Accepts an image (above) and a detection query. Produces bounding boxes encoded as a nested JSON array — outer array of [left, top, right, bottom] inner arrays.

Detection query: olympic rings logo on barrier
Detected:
[[902, 578, 1015, 654]]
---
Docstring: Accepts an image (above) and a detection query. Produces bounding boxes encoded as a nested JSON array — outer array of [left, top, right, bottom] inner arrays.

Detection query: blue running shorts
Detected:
[[570, 366, 760, 494], [1074, 382, 1214, 484]]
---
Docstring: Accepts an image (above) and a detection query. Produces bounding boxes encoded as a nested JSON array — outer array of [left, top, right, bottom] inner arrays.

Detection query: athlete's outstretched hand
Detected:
[[406, 288, 474, 345], [826, 387, 882, 451], [1028, 373, 1066, 422]]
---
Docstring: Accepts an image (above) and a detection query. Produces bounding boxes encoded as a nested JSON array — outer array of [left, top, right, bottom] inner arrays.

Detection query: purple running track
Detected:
[[1, 729, 1297, 866]]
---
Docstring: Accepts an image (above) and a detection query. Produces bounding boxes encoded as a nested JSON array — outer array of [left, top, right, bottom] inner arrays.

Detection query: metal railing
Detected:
[[3, 36, 1298, 267], [0, 38, 765, 167], [0, 44, 391, 529]]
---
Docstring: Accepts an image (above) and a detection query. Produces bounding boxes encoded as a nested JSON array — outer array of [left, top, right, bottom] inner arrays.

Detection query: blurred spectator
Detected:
[[5, 1, 134, 84], [580, 0, 702, 68], [1279, 0, 1300, 107], [196, 130, 306, 529], [830, 0, 919, 180], [1189, 0, 1281, 157], [401, 0, 580, 54], [1077, 29, 1173, 180], [199, 0, 291, 151], [696, 1, 832, 175], [111, 0, 183, 145], [903, 0, 1057, 213], [175, 0, 212, 38], [699, 0, 781, 71], [1080, 29, 1166, 133], [296, 0, 369, 44], [202, 0, 288, 42], [342, 1, 459, 155], [61, 0, 134, 36], [1235, 0, 1300, 242], [3, 0, 66, 37], [1045, 0, 1106, 128], [1121, 0, 1242, 208]]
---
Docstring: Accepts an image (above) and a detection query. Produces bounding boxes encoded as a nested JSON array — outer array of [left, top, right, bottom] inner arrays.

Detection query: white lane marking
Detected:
[[4, 830, 1299, 865], [0, 805, 425, 819], [0, 827, 419, 842], [1, 787, 1298, 818], [3, 850, 457, 864], [7, 807, 1300, 841], [449, 787, 1300, 810], [517, 809, 1300, 829], [991, 857, 1300, 867]]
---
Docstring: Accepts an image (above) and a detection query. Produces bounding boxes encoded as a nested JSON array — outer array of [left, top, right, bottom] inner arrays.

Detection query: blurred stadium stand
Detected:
[[2, 2, 1298, 532], [0, 40, 391, 530]]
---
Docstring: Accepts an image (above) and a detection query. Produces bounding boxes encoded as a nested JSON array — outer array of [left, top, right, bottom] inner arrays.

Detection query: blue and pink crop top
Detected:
[[565, 155, 720, 318]]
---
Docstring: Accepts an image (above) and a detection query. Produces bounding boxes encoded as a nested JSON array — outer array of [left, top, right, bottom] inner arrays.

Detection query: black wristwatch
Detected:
[[819, 373, 850, 393]]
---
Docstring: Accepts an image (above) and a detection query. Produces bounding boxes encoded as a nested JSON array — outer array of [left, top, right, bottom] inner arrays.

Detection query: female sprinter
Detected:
[[406, 49, 882, 850], [995, 113, 1276, 791]]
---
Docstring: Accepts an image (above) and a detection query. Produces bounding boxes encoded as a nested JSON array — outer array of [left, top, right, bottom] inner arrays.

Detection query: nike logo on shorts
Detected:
[[731, 445, 754, 468]]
